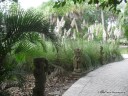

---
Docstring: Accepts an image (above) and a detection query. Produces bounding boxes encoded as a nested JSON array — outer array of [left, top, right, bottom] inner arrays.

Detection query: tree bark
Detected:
[[33, 58, 48, 96]]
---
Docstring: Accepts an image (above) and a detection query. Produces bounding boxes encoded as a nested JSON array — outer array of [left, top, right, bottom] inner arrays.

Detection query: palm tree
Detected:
[[0, 9, 55, 83]]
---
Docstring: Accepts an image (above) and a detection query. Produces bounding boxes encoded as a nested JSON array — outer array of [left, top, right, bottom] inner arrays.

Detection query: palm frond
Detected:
[[0, 9, 56, 61], [3, 10, 50, 41], [0, 9, 56, 83]]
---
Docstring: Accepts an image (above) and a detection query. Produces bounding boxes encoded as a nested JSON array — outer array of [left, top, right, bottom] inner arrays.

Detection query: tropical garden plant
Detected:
[[0, 4, 55, 86]]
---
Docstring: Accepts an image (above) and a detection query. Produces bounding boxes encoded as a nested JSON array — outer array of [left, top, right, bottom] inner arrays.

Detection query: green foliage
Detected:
[[53, 0, 125, 12], [123, 3, 128, 39], [0, 31, 52, 90], [39, 0, 81, 16], [0, 6, 55, 84], [0, 1, 123, 92], [0, 54, 26, 87], [120, 47, 128, 54], [39, 0, 118, 26], [40, 39, 122, 71], [11, 32, 47, 70], [0, 9, 50, 60], [8, 2, 21, 13], [103, 42, 122, 63]]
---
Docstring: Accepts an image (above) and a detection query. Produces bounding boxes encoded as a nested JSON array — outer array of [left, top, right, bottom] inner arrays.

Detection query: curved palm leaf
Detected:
[[0, 10, 55, 60], [3, 10, 51, 41], [0, 9, 56, 83]]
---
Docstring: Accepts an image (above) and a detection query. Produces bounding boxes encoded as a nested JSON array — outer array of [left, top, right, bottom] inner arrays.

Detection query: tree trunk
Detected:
[[101, 10, 108, 41], [33, 58, 48, 96]]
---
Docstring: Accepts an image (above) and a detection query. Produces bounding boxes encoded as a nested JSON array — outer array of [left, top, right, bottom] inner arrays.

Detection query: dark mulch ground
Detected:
[[3, 72, 82, 96]]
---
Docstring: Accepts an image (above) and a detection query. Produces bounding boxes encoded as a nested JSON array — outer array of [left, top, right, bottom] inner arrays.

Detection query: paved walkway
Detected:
[[63, 55, 128, 96], [122, 54, 128, 59]]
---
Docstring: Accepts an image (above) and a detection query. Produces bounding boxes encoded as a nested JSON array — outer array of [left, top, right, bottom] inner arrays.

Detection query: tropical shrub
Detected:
[[0, 7, 55, 86]]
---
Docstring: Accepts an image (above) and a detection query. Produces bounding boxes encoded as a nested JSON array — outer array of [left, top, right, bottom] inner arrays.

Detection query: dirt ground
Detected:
[[5, 72, 81, 96]]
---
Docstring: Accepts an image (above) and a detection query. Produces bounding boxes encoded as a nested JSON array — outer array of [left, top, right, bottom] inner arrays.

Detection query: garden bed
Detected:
[[2, 72, 80, 96]]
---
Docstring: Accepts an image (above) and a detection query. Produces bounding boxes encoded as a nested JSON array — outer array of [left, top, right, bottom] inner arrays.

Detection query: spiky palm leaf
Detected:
[[13, 32, 47, 62], [3, 10, 51, 42], [0, 9, 53, 60], [0, 9, 55, 83]]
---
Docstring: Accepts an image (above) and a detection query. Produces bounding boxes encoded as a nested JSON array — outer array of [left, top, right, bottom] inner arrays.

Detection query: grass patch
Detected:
[[120, 47, 128, 54]]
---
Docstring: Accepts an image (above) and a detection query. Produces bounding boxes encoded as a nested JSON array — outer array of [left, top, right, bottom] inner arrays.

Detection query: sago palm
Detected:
[[0, 9, 55, 83]]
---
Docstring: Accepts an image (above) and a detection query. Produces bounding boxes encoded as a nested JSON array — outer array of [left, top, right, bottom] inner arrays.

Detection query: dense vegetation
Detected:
[[0, 0, 127, 95]]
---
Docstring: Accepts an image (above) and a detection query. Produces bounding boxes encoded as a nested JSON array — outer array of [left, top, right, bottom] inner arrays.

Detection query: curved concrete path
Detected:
[[63, 56, 128, 96]]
